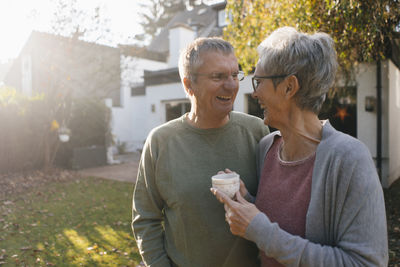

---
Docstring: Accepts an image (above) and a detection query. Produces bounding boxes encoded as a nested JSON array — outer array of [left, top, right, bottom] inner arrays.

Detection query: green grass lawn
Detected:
[[0, 176, 141, 266]]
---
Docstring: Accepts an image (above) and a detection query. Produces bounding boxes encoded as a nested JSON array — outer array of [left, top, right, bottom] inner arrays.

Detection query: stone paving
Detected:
[[78, 152, 141, 183]]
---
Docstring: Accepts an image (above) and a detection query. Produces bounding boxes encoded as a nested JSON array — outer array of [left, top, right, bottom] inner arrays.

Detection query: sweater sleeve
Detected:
[[132, 138, 172, 267], [245, 147, 388, 267]]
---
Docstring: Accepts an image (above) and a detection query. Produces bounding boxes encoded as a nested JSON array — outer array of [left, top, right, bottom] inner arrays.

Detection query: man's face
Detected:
[[189, 52, 239, 120]]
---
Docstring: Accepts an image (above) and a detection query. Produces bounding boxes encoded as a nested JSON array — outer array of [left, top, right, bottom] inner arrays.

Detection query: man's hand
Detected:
[[210, 188, 260, 237]]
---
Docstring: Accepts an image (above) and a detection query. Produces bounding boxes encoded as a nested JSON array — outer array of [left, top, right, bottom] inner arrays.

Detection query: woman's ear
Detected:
[[285, 75, 299, 99]]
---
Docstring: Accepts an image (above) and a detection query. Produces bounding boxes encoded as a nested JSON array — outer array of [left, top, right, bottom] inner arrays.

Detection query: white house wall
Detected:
[[356, 61, 390, 186], [388, 60, 400, 187], [357, 63, 378, 156], [111, 91, 147, 152], [145, 82, 187, 135], [121, 56, 167, 86], [111, 55, 167, 152], [168, 26, 195, 67], [128, 95, 147, 150], [235, 76, 254, 113]]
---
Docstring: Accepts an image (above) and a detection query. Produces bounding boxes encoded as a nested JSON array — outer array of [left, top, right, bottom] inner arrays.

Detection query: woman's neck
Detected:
[[279, 110, 322, 162]]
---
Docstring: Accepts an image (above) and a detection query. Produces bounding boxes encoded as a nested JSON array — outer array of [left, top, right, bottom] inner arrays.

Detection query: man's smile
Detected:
[[216, 95, 232, 101]]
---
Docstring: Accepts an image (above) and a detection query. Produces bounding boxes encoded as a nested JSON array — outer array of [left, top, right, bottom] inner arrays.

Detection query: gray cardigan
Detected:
[[246, 121, 388, 266]]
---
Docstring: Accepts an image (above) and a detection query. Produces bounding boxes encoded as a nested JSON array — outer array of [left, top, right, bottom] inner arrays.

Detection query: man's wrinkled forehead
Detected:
[[198, 49, 236, 59], [197, 51, 237, 68]]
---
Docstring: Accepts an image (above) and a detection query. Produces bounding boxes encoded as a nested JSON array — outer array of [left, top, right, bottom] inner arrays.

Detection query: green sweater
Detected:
[[132, 112, 269, 267]]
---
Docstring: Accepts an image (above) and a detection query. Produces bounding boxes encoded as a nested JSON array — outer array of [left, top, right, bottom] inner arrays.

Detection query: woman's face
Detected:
[[251, 65, 289, 128]]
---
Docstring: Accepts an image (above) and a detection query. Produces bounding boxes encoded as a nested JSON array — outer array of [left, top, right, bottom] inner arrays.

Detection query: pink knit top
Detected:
[[255, 137, 315, 267]]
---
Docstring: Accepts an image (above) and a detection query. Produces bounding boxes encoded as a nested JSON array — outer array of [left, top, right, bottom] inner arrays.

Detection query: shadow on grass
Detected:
[[2, 172, 400, 266], [0, 177, 141, 266]]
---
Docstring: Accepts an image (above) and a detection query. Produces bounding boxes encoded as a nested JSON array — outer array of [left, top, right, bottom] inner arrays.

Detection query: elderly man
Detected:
[[132, 37, 269, 267]]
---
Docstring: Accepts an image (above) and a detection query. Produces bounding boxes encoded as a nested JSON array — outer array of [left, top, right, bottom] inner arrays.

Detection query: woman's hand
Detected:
[[239, 179, 249, 198], [210, 188, 261, 237], [217, 168, 249, 198]]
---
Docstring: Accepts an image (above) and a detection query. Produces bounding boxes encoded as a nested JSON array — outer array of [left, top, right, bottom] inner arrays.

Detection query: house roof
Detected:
[[144, 68, 180, 86], [119, 44, 167, 62], [4, 31, 121, 105], [26, 31, 118, 54], [5, 31, 120, 83], [147, 2, 225, 54]]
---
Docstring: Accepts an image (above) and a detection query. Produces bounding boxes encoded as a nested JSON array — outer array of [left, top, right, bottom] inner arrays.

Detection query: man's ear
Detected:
[[285, 75, 299, 99], [183, 77, 193, 96]]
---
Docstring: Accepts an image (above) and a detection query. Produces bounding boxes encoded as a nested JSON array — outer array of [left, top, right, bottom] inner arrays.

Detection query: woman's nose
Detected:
[[251, 90, 258, 99]]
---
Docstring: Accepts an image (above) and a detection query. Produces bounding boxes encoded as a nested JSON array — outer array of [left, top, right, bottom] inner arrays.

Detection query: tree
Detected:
[[224, 0, 400, 81], [138, 0, 187, 43], [50, 0, 112, 44], [36, 0, 117, 170], [137, 0, 208, 44]]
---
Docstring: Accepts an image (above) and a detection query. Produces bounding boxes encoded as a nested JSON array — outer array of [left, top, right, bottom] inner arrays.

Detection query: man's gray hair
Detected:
[[257, 27, 338, 114], [178, 37, 234, 82]]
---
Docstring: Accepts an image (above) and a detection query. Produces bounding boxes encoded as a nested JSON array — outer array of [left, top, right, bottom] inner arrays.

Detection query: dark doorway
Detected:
[[319, 87, 357, 138], [165, 100, 191, 121], [246, 94, 277, 132]]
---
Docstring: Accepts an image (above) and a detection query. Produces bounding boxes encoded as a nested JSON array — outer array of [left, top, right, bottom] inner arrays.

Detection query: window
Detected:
[[165, 100, 191, 121]]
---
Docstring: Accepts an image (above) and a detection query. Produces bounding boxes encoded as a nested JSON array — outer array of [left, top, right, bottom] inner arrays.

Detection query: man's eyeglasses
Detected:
[[194, 71, 245, 82], [251, 74, 289, 92]]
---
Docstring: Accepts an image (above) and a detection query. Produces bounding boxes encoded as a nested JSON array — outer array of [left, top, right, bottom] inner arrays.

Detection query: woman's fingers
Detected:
[[235, 191, 248, 204], [211, 186, 259, 237], [226, 211, 247, 237], [239, 179, 248, 197], [210, 188, 235, 209]]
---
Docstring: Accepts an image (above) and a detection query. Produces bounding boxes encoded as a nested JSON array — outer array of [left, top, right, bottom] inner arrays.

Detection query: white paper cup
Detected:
[[211, 172, 240, 199]]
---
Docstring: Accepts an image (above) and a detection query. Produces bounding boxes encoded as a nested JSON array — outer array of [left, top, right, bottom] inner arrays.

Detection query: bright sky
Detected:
[[0, 0, 144, 62]]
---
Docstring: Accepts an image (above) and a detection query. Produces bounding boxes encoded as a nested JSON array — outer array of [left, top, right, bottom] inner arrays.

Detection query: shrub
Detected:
[[0, 87, 51, 172], [0, 87, 111, 173]]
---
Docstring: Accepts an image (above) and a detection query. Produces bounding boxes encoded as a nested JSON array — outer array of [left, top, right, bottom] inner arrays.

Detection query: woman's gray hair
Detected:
[[178, 37, 234, 82], [257, 27, 338, 114]]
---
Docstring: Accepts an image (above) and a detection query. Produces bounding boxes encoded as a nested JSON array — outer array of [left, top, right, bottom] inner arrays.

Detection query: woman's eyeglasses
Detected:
[[251, 74, 290, 92]]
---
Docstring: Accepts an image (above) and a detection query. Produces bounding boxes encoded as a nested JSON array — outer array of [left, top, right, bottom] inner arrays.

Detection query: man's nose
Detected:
[[223, 76, 238, 89]]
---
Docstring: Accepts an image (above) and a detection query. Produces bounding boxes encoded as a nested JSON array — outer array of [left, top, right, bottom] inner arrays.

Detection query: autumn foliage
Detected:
[[224, 0, 400, 81]]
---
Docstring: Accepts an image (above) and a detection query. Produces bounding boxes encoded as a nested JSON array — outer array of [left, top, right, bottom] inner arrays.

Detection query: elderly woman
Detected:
[[211, 27, 388, 266]]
